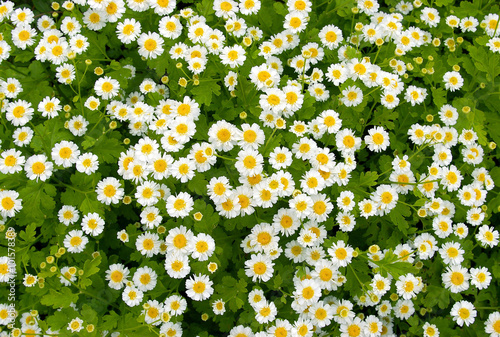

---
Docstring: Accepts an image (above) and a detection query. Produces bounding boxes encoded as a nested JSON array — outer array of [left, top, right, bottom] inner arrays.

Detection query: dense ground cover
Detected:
[[0, 0, 499, 336]]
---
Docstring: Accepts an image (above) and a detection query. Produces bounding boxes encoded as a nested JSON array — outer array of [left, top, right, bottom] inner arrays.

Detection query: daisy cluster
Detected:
[[0, 0, 499, 336]]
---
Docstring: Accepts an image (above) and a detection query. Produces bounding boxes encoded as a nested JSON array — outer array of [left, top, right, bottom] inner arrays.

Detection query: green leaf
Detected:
[[91, 132, 125, 164], [453, 1, 479, 16], [30, 118, 74, 153], [296, 94, 316, 120], [425, 285, 450, 310], [191, 80, 221, 106], [359, 171, 379, 187], [434, 0, 453, 6], [188, 173, 208, 196], [14, 50, 33, 63], [46, 308, 77, 331], [60, 172, 105, 216], [28, 61, 47, 80], [345, 259, 371, 296], [80, 255, 102, 289], [370, 108, 399, 130], [389, 203, 411, 236], [86, 31, 109, 60], [17, 182, 56, 225], [467, 44, 500, 81], [197, 0, 215, 16], [82, 135, 97, 150], [273, 274, 283, 289], [431, 87, 447, 107], [214, 276, 247, 312], [193, 199, 219, 234], [466, 109, 488, 146], [81, 304, 98, 324], [41, 288, 79, 309], [147, 91, 163, 107], [110, 60, 121, 70], [19, 223, 37, 243], [262, 134, 283, 157], [273, 2, 288, 16]]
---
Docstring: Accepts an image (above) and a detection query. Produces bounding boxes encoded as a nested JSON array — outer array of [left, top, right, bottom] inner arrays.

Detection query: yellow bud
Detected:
[[94, 67, 104, 76], [193, 212, 203, 221]]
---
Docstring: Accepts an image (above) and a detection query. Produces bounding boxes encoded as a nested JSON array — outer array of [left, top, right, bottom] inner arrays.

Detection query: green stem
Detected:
[[263, 128, 277, 154], [373, 45, 382, 63], [238, 73, 250, 110], [72, 59, 86, 117], [87, 108, 107, 135], [215, 154, 236, 161], [58, 271, 121, 311], [52, 177, 91, 194], [348, 264, 367, 292], [3, 62, 29, 76]]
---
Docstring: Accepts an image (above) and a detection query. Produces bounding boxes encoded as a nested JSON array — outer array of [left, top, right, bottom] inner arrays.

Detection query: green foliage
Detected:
[[17, 181, 56, 225], [41, 288, 80, 309], [0, 0, 499, 336]]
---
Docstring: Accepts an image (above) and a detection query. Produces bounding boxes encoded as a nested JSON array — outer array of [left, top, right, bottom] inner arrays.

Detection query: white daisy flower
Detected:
[[450, 301, 476, 327], [185, 274, 213, 301], [166, 192, 194, 219], [133, 266, 157, 292], [122, 286, 144, 307], [106, 263, 129, 290], [63, 230, 89, 253], [81, 212, 105, 236], [245, 253, 274, 282], [24, 154, 53, 181], [58, 205, 80, 226], [51, 140, 80, 168], [76, 152, 99, 175], [94, 76, 120, 100]]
